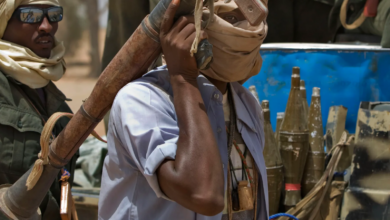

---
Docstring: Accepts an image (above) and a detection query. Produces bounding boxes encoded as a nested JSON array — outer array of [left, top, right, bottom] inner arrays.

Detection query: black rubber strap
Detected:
[[79, 104, 101, 124], [49, 147, 68, 169], [142, 18, 160, 43]]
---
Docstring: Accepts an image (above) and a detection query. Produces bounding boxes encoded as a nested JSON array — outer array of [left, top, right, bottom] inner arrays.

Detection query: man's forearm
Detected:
[[157, 74, 224, 215], [172, 75, 223, 182]]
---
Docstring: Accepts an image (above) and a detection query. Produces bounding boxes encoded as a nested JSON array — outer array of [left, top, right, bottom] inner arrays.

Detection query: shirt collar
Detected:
[[4, 72, 69, 115], [197, 74, 258, 133], [230, 82, 258, 133], [197, 74, 222, 111]]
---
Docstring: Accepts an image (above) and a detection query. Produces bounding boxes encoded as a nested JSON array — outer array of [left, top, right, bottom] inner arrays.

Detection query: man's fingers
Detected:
[[168, 16, 195, 36], [200, 30, 208, 41], [178, 23, 196, 40], [160, 0, 181, 36], [184, 30, 208, 43], [181, 15, 195, 24]]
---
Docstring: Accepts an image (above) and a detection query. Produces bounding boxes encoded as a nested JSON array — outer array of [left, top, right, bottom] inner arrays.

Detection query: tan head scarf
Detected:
[[0, 0, 66, 89], [201, 0, 267, 83]]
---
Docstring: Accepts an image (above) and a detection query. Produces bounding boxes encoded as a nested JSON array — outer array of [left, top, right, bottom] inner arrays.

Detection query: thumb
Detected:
[[160, 0, 181, 36]]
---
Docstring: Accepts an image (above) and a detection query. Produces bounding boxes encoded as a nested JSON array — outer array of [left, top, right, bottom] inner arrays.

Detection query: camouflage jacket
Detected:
[[0, 71, 79, 219]]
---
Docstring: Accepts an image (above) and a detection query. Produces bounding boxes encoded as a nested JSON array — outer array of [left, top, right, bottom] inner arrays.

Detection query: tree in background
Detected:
[[57, 0, 106, 78], [86, 0, 101, 78], [57, 0, 84, 57]]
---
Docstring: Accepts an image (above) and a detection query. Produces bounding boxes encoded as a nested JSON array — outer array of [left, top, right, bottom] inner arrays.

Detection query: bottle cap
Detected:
[[262, 100, 270, 121], [291, 67, 301, 87], [249, 85, 260, 101], [292, 67, 300, 75], [312, 87, 320, 97], [300, 80, 306, 90], [261, 100, 269, 110]]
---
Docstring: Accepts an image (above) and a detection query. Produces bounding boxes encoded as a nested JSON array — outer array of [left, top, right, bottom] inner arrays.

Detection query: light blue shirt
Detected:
[[98, 66, 269, 220]]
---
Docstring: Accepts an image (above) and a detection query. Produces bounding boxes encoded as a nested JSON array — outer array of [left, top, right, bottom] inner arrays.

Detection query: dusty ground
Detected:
[[54, 30, 107, 136]]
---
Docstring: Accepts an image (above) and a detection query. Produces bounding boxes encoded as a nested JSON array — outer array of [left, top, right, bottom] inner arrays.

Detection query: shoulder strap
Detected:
[[340, 0, 367, 30], [227, 84, 236, 155]]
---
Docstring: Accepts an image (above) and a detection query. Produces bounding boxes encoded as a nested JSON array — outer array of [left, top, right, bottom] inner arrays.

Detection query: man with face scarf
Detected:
[[99, 0, 268, 219], [0, 0, 78, 219]]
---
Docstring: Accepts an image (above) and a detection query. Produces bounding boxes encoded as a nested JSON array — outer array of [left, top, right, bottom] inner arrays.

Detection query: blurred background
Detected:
[[54, 0, 109, 135]]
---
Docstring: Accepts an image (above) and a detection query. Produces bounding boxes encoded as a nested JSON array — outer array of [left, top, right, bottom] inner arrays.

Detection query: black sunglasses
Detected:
[[12, 6, 63, 24]]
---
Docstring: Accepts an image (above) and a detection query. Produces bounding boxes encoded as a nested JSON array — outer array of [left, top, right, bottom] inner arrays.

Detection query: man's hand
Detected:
[[159, 1, 208, 83]]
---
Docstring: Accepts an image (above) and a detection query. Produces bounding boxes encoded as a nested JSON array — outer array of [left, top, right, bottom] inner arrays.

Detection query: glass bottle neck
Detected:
[[291, 75, 301, 88]]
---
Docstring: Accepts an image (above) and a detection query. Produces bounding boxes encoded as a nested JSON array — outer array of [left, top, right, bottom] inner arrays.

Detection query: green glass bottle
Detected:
[[301, 87, 325, 196], [300, 80, 309, 124], [279, 67, 309, 210], [262, 100, 284, 215]]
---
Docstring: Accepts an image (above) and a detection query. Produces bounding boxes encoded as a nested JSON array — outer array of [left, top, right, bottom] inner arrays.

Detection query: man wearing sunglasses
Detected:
[[0, 0, 78, 219]]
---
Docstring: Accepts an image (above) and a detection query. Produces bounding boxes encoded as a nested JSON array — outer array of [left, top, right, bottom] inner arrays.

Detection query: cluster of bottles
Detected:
[[249, 67, 325, 214]]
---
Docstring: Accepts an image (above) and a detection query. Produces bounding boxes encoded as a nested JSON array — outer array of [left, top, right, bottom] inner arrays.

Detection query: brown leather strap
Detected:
[[253, 157, 258, 220]]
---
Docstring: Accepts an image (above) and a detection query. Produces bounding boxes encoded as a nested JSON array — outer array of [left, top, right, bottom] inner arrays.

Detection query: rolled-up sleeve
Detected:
[[111, 82, 178, 199]]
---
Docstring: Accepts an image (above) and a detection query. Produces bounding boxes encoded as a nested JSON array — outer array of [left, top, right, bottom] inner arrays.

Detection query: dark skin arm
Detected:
[[156, 0, 225, 216]]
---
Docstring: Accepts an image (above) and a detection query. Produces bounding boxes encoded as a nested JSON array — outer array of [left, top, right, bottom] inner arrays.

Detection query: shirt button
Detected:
[[17, 120, 23, 128], [217, 127, 222, 133], [214, 93, 220, 100]]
